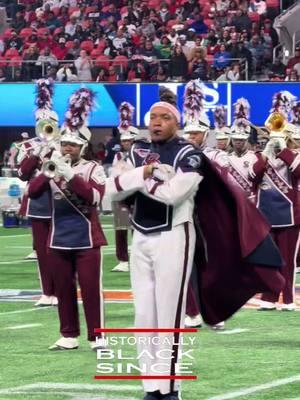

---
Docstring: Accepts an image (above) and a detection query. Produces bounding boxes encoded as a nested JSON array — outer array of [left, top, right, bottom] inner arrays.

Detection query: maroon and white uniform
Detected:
[[28, 159, 107, 341], [250, 148, 300, 305], [18, 149, 54, 297], [227, 149, 257, 202], [203, 147, 229, 168]]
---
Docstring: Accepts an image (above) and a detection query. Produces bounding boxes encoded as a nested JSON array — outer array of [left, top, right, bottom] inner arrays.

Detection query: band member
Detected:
[[28, 89, 107, 351], [213, 105, 231, 152], [18, 79, 59, 306], [249, 114, 300, 311], [226, 98, 258, 202], [111, 102, 139, 272], [105, 86, 283, 400]]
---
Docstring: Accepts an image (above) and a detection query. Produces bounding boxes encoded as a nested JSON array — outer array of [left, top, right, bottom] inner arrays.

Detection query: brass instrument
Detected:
[[42, 153, 72, 179], [265, 112, 286, 133], [36, 119, 60, 142]]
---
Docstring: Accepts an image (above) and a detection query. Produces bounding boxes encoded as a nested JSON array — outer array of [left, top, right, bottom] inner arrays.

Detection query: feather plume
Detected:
[[118, 102, 135, 131], [291, 101, 300, 126], [270, 90, 296, 120], [159, 86, 177, 106], [233, 97, 250, 129], [183, 79, 205, 124], [214, 105, 226, 129], [35, 78, 54, 111], [64, 88, 95, 131]]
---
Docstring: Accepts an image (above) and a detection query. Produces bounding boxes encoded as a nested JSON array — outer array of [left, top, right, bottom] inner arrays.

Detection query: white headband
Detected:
[[150, 101, 181, 123]]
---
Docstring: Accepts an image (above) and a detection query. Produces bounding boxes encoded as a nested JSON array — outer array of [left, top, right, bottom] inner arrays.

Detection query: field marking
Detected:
[[3, 323, 42, 330], [0, 234, 31, 239], [0, 260, 35, 265], [217, 329, 250, 335], [0, 307, 50, 316], [0, 391, 139, 400], [0, 382, 140, 395], [207, 375, 300, 400]]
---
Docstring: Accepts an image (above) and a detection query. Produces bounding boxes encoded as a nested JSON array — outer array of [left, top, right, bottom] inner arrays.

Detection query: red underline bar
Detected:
[[94, 375, 197, 380], [94, 328, 198, 333]]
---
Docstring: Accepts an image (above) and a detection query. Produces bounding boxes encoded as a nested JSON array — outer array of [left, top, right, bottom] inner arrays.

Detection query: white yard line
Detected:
[[217, 329, 250, 335], [0, 391, 139, 400], [0, 260, 36, 265], [0, 307, 50, 316], [0, 383, 140, 395], [0, 234, 31, 239], [207, 375, 300, 400], [3, 323, 42, 330]]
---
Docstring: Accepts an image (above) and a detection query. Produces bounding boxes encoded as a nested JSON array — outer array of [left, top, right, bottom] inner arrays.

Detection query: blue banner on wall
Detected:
[[0, 82, 299, 127]]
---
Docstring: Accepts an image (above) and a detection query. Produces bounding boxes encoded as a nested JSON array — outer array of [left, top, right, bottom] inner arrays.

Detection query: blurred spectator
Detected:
[[287, 47, 300, 70], [6, 31, 23, 52], [247, 35, 265, 72], [213, 43, 231, 72], [46, 11, 62, 30], [8, 68, 23, 82], [107, 65, 118, 82], [141, 17, 156, 37], [100, 4, 121, 22], [95, 68, 107, 82], [189, 47, 210, 80], [232, 9, 252, 32], [56, 63, 78, 81], [36, 47, 58, 72], [73, 25, 87, 42], [74, 50, 92, 81], [0, 68, 8, 82], [67, 38, 82, 59], [52, 37, 69, 60], [189, 15, 209, 35], [11, 12, 27, 33], [231, 41, 252, 74], [249, 0, 267, 15], [263, 18, 278, 47], [285, 69, 299, 81], [0, 38, 4, 55], [269, 58, 286, 77], [46, 65, 58, 80], [22, 45, 39, 80], [215, 0, 230, 12], [37, 31, 55, 52], [65, 16, 79, 37], [159, 3, 172, 23], [151, 64, 168, 82], [113, 28, 128, 50], [227, 63, 241, 80], [127, 60, 146, 81], [155, 36, 172, 59]]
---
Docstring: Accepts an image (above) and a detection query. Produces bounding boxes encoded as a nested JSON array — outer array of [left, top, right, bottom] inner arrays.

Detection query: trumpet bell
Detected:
[[265, 112, 286, 132], [42, 160, 57, 179], [36, 119, 60, 142]]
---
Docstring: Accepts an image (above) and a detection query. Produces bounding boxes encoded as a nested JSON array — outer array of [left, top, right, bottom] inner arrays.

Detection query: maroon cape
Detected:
[[194, 156, 285, 325]]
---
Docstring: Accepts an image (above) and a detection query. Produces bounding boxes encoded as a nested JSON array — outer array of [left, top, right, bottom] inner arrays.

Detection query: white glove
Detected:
[[274, 138, 286, 153], [57, 161, 74, 182], [152, 164, 176, 182], [32, 144, 43, 157], [110, 160, 134, 178], [262, 140, 275, 159]]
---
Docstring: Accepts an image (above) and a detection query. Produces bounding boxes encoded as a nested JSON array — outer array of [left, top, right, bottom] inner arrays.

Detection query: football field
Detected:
[[1, 216, 300, 400]]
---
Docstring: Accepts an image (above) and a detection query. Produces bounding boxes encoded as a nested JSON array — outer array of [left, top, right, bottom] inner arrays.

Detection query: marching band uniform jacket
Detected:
[[28, 159, 107, 249]]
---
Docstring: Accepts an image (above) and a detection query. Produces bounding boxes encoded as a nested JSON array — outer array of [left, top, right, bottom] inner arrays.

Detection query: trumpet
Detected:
[[42, 153, 72, 179]]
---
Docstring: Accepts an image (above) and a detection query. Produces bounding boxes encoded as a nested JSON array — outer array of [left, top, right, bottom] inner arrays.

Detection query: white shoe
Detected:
[[296, 267, 300, 274], [51, 296, 58, 306], [281, 303, 296, 311], [211, 321, 225, 330], [89, 337, 108, 351], [257, 300, 276, 311], [25, 250, 37, 260], [185, 314, 203, 328], [35, 295, 53, 307], [49, 337, 79, 351], [111, 261, 129, 272]]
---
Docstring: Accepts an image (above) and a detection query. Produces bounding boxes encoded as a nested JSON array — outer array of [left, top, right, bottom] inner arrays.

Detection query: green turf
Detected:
[[1, 220, 300, 400]]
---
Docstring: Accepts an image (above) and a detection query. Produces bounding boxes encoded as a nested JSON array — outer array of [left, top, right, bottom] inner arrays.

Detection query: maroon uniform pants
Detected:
[[262, 225, 300, 304], [31, 218, 54, 297], [115, 229, 129, 262], [49, 247, 104, 341], [186, 281, 200, 317]]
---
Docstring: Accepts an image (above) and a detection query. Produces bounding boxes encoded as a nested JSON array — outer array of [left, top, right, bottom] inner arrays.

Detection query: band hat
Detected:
[[60, 126, 91, 146], [230, 126, 250, 140], [216, 126, 231, 140], [184, 114, 210, 133], [35, 109, 59, 122]]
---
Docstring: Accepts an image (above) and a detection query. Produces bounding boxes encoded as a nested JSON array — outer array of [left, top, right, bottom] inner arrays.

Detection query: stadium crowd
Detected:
[[0, 0, 294, 82]]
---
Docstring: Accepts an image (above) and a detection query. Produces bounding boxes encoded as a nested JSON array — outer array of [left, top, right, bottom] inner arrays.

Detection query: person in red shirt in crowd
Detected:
[[107, 65, 118, 82], [37, 31, 55, 52], [52, 37, 69, 61]]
